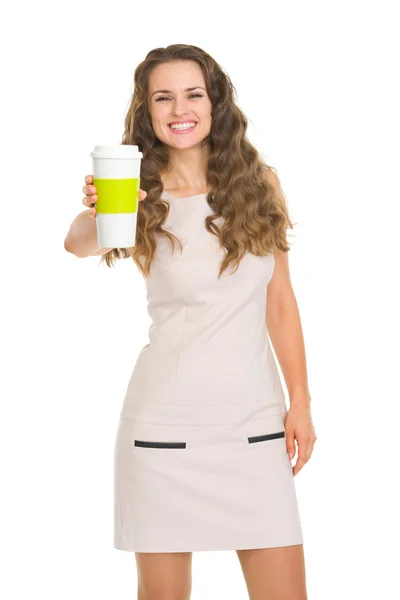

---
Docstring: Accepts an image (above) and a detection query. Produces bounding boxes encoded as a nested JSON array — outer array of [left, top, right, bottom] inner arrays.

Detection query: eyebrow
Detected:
[[151, 86, 206, 97]]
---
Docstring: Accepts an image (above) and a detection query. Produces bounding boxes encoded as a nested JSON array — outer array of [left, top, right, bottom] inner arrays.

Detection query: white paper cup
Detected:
[[90, 144, 143, 248]]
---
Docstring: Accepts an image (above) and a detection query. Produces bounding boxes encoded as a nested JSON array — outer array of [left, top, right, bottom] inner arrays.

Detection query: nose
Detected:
[[172, 96, 190, 116]]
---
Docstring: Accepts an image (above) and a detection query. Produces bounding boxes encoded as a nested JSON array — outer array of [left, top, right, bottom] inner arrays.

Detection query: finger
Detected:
[[286, 430, 296, 461], [82, 185, 97, 195], [82, 196, 97, 208], [292, 441, 309, 476], [305, 438, 316, 460], [308, 435, 316, 450], [85, 175, 93, 184], [292, 455, 306, 476], [138, 189, 147, 201]]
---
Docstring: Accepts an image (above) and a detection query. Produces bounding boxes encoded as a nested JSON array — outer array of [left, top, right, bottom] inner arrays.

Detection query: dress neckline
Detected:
[[162, 191, 208, 201]]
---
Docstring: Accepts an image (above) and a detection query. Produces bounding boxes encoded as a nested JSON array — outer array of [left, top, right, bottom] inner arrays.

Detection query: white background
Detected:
[[1, 1, 399, 598]]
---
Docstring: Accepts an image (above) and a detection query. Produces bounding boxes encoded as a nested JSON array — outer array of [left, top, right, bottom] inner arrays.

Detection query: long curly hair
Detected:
[[100, 44, 295, 277]]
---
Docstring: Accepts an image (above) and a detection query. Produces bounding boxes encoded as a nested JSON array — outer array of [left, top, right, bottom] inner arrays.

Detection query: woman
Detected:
[[65, 44, 316, 600]]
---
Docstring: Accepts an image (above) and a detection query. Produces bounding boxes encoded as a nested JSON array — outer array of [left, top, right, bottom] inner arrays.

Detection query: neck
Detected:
[[162, 144, 209, 191]]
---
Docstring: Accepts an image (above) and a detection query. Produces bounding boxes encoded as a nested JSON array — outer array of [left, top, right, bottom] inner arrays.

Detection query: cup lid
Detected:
[[90, 144, 143, 159]]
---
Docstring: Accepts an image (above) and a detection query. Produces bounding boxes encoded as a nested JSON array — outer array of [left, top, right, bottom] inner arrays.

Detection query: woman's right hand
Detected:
[[82, 175, 148, 219]]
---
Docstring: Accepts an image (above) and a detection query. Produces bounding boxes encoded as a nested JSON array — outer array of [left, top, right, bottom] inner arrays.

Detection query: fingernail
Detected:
[[288, 452, 294, 460]]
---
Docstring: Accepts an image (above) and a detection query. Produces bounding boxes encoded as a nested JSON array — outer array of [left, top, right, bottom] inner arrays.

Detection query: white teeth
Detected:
[[170, 122, 196, 130]]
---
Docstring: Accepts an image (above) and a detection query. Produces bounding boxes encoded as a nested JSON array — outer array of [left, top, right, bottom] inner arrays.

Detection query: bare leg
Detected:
[[236, 544, 307, 600], [135, 552, 193, 600]]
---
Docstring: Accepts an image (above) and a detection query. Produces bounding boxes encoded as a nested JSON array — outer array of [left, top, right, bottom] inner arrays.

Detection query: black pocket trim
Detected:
[[134, 440, 186, 449], [248, 431, 285, 444]]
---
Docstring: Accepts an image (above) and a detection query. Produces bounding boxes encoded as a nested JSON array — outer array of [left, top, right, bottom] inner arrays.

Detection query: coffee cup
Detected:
[[90, 144, 143, 248]]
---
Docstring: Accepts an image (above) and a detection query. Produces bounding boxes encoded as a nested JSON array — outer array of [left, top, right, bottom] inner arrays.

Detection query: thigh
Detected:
[[135, 552, 193, 600], [236, 545, 307, 600]]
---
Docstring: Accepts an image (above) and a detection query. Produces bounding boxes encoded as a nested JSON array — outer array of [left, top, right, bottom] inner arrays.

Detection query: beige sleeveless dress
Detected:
[[113, 191, 304, 552]]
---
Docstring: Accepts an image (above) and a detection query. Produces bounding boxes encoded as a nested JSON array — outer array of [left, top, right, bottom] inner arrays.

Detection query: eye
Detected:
[[155, 94, 203, 102]]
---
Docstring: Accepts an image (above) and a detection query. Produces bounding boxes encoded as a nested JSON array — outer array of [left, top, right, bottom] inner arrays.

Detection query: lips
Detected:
[[168, 122, 198, 135], [168, 121, 197, 126], [170, 123, 197, 135]]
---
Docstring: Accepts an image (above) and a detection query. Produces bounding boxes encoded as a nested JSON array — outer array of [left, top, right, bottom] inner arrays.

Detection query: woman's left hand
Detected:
[[284, 404, 317, 476]]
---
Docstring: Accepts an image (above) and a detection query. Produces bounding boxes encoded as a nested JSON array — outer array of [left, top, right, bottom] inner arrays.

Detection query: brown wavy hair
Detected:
[[100, 44, 295, 277]]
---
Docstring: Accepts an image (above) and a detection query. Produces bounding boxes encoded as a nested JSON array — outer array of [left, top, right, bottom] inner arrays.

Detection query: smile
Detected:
[[168, 122, 197, 134]]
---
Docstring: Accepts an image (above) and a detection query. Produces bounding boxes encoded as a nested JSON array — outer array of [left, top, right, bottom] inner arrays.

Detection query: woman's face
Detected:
[[147, 60, 212, 149]]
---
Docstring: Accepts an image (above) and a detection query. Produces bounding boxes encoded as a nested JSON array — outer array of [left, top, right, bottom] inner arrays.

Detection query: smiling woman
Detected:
[[100, 51, 293, 277], [78, 43, 315, 600], [147, 64, 213, 155]]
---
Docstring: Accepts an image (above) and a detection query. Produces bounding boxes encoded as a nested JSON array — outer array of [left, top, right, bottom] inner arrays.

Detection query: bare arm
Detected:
[[64, 209, 112, 257], [266, 250, 311, 407], [264, 168, 311, 407]]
